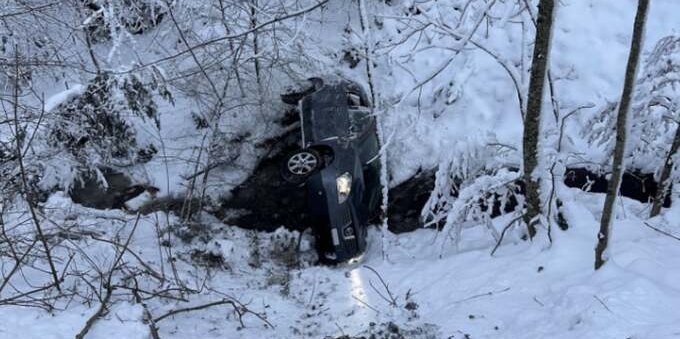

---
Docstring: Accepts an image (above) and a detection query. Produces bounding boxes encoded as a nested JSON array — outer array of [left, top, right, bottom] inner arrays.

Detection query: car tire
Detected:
[[281, 149, 323, 184]]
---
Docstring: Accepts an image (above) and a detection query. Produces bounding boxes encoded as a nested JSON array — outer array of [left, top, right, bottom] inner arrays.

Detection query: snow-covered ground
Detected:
[[3, 0, 680, 338], [2, 188, 680, 338]]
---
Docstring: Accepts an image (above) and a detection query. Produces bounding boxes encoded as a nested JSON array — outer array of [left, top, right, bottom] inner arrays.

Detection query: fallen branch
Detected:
[[74, 285, 113, 339], [0, 281, 60, 307], [452, 287, 511, 304], [0, 2, 58, 19], [154, 298, 273, 329], [532, 296, 544, 307], [131, 276, 161, 339], [89, 234, 164, 281], [593, 295, 614, 314], [0, 237, 38, 294], [351, 295, 380, 314], [363, 265, 397, 307], [491, 215, 523, 256], [75, 214, 141, 339], [643, 222, 680, 242]]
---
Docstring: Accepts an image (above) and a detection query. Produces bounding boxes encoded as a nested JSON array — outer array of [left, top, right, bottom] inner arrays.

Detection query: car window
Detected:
[[347, 92, 363, 107], [349, 107, 372, 139], [360, 128, 380, 163]]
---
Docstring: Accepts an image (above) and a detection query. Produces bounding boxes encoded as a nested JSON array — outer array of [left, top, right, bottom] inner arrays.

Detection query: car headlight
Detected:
[[336, 172, 352, 203]]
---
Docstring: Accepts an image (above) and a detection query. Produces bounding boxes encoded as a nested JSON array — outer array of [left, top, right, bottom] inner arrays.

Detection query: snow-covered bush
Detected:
[[50, 73, 159, 161], [630, 36, 680, 171], [43, 71, 167, 192], [83, 0, 167, 42], [584, 35, 680, 178], [421, 136, 522, 249]]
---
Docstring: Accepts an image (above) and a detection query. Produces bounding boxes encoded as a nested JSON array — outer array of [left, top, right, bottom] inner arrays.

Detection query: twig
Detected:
[[89, 235, 164, 281], [545, 104, 593, 242], [131, 276, 161, 339], [363, 265, 397, 307], [74, 285, 113, 339], [0, 281, 59, 306], [491, 215, 523, 256], [643, 222, 680, 241], [11, 47, 61, 292], [0, 2, 58, 19], [532, 296, 544, 307], [452, 287, 511, 304], [75, 214, 141, 339], [334, 322, 345, 337], [593, 295, 614, 314], [138, 0, 329, 70], [110, 285, 188, 303], [154, 298, 273, 329], [0, 237, 38, 294], [306, 273, 318, 306], [351, 295, 380, 314]]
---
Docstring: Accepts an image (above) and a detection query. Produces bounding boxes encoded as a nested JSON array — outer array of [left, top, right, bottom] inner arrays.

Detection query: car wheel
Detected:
[[281, 149, 322, 184]]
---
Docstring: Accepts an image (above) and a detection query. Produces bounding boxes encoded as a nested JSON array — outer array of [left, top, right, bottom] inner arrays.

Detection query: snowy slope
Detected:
[[2, 190, 680, 338], [3, 0, 680, 338], [374, 0, 680, 182]]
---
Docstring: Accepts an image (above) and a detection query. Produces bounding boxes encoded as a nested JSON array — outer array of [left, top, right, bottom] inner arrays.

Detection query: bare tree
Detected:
[[522, 0, 555, 239], [595, 0, 649, 270]]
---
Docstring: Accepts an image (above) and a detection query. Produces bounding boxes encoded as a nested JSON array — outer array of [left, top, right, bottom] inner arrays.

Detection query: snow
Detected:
[[2, 190, 680, 338], [3, 0, 680, 338], [44, 85, 85, 112]]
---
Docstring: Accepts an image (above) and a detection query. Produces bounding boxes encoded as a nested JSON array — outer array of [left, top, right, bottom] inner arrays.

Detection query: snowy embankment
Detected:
[[3, 1, 680, 338], [2, 189, 680, 339]]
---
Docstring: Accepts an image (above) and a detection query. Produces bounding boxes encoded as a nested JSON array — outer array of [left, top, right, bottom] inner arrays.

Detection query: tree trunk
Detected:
[[522, 0, 555, 239], [650, 122, 680, 217], [595, 0, 649, 270], [250, 1, 264, 110]]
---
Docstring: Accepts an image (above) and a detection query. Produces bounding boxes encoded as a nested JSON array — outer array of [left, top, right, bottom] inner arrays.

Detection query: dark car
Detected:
[[280, 77, 382, 263]]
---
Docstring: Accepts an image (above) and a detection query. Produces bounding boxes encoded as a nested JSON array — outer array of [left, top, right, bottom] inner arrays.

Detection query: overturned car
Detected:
[[280, 77, 383, 263]]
